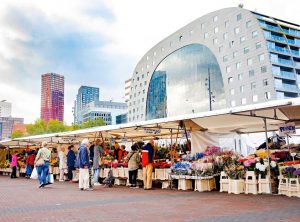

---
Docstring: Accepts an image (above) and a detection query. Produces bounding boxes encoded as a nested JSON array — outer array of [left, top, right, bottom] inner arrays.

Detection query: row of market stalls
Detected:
[[1, 98, 300, 196]]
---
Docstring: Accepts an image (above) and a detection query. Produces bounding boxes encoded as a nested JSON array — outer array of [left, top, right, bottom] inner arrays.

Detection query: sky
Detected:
[[0, 0, 300, 125]]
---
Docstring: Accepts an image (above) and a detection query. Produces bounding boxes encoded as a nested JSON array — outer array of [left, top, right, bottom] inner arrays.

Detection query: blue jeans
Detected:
[[37, 161, 49, 185], [93, 168, 100, 183]]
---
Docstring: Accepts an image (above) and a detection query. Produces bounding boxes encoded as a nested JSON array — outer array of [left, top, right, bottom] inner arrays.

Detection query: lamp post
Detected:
[[205, 68, 215, 111]]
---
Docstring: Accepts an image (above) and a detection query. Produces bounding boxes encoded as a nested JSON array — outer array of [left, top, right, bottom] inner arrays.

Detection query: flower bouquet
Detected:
[[282, 166, 296, 178]]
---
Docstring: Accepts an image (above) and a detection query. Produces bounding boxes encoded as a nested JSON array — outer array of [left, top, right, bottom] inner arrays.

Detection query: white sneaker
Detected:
[[94, 182, 102, 186], [85, 188, 93, 191]]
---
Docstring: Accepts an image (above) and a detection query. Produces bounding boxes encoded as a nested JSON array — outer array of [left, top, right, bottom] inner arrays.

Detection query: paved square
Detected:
[[0, 176, 300, 222]]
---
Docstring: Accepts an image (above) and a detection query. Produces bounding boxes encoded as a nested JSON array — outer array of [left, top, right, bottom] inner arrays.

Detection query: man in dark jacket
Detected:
[[142, 139, 154, 190], [76, 139, 92, 191], [67, 145, 76, 181]]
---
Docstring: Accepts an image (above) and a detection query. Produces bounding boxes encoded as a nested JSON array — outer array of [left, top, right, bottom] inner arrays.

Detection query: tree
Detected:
[[10, 130, 24, 139], [81, 118, 106, 129], [47, 119, 67, 133], [26, 119, 47, 135]]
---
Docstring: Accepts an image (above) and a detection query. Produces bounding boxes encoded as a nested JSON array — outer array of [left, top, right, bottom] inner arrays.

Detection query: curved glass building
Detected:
[[128, 7, 300, 122]]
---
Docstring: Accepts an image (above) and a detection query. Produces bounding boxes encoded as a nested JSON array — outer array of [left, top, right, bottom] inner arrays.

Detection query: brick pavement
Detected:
[[0, 176, 300, 222]]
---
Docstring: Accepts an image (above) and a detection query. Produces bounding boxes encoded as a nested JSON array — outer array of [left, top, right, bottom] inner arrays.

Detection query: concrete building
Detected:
[[41, 73, 64, 123], [0, 101, 12, 117], [125, 78, 132, 103], [0, 117, 24, 140], [128, 7, 300, 122]]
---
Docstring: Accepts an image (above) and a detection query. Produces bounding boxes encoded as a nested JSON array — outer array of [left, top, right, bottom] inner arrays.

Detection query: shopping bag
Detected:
[[49, 173, 54, 184], [30, 168, 38, 179]]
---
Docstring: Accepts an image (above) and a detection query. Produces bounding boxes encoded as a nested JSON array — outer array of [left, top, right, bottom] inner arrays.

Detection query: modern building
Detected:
[[0, 100, 12, 117], [77, 101, 127, 125], [0, 117, 24, 140], [116, 113, 128, 124], [41, 73, 64, 123], [128, 7, 300, 122], [74, 86, 100, 124]]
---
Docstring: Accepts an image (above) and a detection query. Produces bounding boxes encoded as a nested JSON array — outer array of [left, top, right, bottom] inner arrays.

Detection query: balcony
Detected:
[[291, 49, 300, 56], [287, 39, 300, 46], [272, 58, 293, 66], [283, 28, 300, 37], [260, 21, 281, 32], [268, 45, 290, 54], [273, 70, 295, 79], [276, 83, 298, 92]]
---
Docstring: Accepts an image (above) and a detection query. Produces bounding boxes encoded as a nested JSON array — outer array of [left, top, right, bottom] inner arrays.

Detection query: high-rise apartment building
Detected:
[[0, 117, 24, 140], [0, 100, 12, 117], [128, 7, 300, 122], [40, 73, 64, 123], [124, 79, 132, 103]]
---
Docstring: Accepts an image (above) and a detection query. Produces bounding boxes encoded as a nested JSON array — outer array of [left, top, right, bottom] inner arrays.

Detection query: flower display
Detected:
[[293, 168, 300, 177], [204, 146, 221, 156], [282, 166, 296, 178]]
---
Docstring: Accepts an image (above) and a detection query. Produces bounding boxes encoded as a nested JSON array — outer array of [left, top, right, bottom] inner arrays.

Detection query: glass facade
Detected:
[[146, 44, 225, 120]]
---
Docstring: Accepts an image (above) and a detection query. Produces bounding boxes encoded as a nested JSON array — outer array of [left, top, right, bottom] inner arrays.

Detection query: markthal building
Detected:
[[128, 7, 300, 122]]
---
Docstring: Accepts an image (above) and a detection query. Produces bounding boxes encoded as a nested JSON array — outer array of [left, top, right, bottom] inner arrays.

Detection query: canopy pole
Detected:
[[263, 117, 272, 194]]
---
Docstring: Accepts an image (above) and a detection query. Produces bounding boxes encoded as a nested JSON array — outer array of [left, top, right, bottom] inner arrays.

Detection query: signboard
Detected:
[[279, 122, 296, 136], [144, 128, 161, 135], [121, 137, 127, 142]]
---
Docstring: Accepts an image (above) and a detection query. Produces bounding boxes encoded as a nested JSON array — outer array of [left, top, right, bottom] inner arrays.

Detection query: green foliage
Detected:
[[26, 119, 47, 135], [10, 130, 24, 139], [26, 118, 105, 136], [81, 118, 106, 129], [47, 119, 67, 133]]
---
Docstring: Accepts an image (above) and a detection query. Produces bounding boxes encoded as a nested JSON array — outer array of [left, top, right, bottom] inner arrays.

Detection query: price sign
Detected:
[[144, 128, 161, 134], [279, 122, 296, 136]]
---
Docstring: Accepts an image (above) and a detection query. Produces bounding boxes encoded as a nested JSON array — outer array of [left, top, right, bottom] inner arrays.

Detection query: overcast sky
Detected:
[[0, 0, 300, 124]]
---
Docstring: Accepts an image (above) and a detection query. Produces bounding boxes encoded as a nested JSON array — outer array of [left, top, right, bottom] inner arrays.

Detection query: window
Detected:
[[253, 95, 258, 102], [213, 16, 218, 22], [225, 20, 229, 28], [240, 36, 246, 43], [265, 92, 271, 99], [258, 53, 265, 62], [247, 58, 253, 66], [201, 23, 205, 30], [251, 82, 256, 90], [252, 30, 258, 38], [142, 74, 144, 78], [152, 61, 155, 66], [261, 66, 267, 73], [214, 27, 219, 33], [190, 30, 194, 35], [238, 73, 243, 80], [213, 38, 218, 44], [249, 69, 255, 77], [223, 55, 228, 62], [241, 98, 247, 105], [236, 62, 241, 70], [226, 66, 231, 73], [246, 20, 252, 28], [244, 47, 249, 54], [230, 89, 235, 95], [229, 41, 235, 48], [228, 77, 233, 84], [263, 79, 268, 86], [233, 51, 237, 58], [161, 47, 165, 51], [153, 51, 157, 56], [144, 81, 147, 85], [179, 36, 183, 41], [256, 42, 262, 49], [204, 33, 208, 39], [237, 13, 242, 21], [240, 85, 244, 93], [234, 27, 240, 34], [219, 46, 223, 52], [231, 100, 236, 107], [223, 33, 228, 40]]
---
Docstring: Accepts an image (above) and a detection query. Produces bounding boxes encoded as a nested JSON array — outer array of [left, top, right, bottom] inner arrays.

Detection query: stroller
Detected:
[[103, 169, 114, 187]]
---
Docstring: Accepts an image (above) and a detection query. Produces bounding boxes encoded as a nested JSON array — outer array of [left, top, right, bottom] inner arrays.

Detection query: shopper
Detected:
[[125, 144, 140, 188], [67, 145, 76, 181], [6, 150, 12, 165], [35, 141, 51, 188], [114, 143, 120, 160], [142, 139, 155, 190], [76, 138, 92, 191], [58, 146, 67, 182], [26, 150, 35, 178], [10, 151, 18, 179], [93, 139, 105, 186]]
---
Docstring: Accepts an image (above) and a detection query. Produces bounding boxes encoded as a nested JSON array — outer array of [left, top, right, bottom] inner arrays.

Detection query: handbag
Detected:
[[36, 158, 45, 167], [30, 168, 38, 179], [48, 173, 54, 184]]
